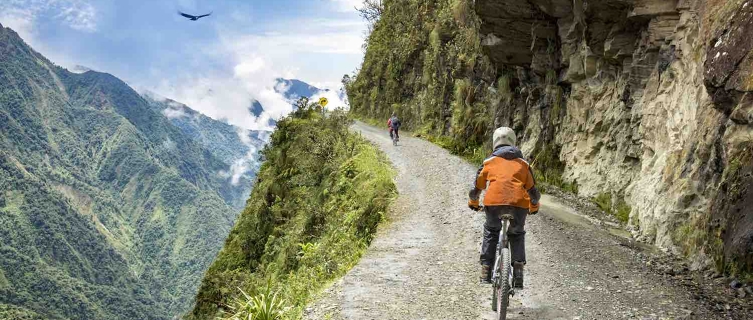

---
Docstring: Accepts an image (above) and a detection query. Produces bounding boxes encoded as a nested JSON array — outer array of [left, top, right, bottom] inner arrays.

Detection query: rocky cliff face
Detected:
[[475, 0, 753, 274], [348, 0, 752, 275]]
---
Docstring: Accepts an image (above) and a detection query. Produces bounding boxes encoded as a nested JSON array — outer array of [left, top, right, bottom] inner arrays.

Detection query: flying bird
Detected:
[[178, 11, 212, 21]]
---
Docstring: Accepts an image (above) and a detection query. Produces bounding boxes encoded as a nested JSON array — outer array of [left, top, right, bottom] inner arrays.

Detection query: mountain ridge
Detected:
[[0, 23, 265, 319]]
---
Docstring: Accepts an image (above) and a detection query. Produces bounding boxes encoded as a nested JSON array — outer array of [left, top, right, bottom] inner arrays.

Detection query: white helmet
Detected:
[[492, 127, 517, 149]]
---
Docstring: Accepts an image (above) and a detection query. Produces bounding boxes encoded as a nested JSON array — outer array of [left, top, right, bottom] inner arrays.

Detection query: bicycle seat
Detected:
[[500, 214, 514, 221]]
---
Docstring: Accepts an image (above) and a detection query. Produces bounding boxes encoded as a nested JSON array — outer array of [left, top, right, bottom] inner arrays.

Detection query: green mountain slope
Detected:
[[143, 95, 270, 209], [0, 303, 48, 320], [0, 23, 260, 319], [189, 104, 396, 319]]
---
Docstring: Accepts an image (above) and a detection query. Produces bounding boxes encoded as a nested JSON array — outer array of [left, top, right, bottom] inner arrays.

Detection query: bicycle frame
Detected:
[[492, 215, 513, 296]]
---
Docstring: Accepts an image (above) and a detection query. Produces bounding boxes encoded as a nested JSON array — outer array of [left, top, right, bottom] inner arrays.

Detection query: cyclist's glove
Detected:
[[468, 199, 481, 212], [529, 201, 540, 215]]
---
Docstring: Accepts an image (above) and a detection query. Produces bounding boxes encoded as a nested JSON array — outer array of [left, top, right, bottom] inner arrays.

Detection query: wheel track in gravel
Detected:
[[303, 121, 727, 320]]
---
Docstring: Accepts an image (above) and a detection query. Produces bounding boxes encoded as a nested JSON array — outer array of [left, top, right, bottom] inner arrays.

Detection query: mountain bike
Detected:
[[490, 212, 514, 320]]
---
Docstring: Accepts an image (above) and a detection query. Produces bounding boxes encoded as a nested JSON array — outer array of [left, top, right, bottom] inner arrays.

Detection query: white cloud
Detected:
[[0, 0, 98, 71], [2, 0, 365, 134], [218, 127, 268, 186], [151, 57, 291, 131], [233, 57, 266, 76], [228, 27, 364, 55], [162, 107, 189, 119], [227, 157, 250, 185], [0, 9, 34, 40], [0, 6, 74, 69], [217, 17, 367, 77], [220, 152, 256, 186], [330, 0, 362, 12], [0, 0, 98, 33], [311, 88, 349, 111], [70, 65, 93, 73], [57, 1, 97, 32], [151, 17, 365, 131], [226, 128, 262, 185]]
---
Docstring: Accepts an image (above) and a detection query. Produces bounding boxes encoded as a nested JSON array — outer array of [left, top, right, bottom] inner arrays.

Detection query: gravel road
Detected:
[[303, 122, 730, 320]]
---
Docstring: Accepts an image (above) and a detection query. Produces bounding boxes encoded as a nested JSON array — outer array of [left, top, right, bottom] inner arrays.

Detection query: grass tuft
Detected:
[[224, 285, 287, 320]]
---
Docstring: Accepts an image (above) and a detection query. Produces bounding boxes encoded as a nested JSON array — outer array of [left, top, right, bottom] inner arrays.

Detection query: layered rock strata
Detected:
[[475, 0, 752, 271]]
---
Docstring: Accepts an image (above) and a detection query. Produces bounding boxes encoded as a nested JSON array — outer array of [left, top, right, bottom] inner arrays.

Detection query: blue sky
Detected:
[[0, 0, 366, 130]]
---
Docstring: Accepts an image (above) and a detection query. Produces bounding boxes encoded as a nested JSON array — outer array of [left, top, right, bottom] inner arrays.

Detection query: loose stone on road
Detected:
[[303, 122, 726, 320]]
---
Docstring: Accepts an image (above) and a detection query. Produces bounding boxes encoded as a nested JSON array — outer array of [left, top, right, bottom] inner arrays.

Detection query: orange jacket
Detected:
[[470, 146, 540, 212]]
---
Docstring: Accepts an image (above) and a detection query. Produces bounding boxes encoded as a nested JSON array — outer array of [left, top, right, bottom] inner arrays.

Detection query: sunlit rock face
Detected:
[[475, 0, 753, 272]]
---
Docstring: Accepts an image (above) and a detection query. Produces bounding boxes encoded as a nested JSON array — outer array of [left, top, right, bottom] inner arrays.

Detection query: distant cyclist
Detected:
[[468, 127, 540, 288], [387, 113, 401, 142]]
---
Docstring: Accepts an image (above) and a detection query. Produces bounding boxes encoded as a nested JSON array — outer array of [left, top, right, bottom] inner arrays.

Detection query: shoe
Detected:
[[513, 261, 524, 288], [480, 264, 491, 284]]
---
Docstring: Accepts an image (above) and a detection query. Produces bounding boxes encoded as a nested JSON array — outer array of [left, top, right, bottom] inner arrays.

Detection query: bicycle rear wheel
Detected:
[[491, 255, 500, 311], [497, 248, 511, 320]]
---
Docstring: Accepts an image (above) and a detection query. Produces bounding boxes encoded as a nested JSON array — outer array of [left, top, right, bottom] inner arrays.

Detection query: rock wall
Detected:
[[346, 0, 751, 275], [476, 0, 753, 272]]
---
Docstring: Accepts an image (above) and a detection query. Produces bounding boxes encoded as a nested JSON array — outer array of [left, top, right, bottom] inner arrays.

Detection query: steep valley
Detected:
[[0, 23, 267, 319], [3, 0, 753, 319]]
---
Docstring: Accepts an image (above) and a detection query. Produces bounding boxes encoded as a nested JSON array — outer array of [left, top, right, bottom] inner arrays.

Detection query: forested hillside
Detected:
[[144, 95, 270, 209], [346, 0, 753, 277], [189, 102, 396, 319], [0, 23, 264, 319]]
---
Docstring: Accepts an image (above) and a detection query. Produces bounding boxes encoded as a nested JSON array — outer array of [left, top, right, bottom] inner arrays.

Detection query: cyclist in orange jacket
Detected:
[[468, 127, 540, 288]]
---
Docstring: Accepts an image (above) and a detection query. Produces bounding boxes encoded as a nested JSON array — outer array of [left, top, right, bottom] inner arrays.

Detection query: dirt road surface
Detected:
[[303, 122, 729, 320]]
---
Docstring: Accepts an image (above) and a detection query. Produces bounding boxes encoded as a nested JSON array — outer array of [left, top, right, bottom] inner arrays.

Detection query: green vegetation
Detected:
[[189, 102, 396, 319], [144, 96, 264, 209], [347, 0, 492, 157], [528, 143, 577, 192], [224, 285, 287, 320], [349, 0, 751, 281], [345, 0, 570, 189], [592, 193, 631, 223], [675, 144, 753, 278], [593, 193, 613, 213], [1, 25, 256, 319], [614, 200, 631, 224], [0, 304, 47, 320]]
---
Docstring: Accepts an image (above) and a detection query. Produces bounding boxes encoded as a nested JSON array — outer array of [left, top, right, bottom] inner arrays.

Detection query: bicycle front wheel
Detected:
[[497, 247, 511, 320]]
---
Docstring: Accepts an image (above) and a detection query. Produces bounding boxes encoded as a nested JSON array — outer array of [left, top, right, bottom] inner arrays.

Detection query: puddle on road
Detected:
[[541, 195, 661, 254], [540, 194, 594, 229], [608, 227, 632, 238]]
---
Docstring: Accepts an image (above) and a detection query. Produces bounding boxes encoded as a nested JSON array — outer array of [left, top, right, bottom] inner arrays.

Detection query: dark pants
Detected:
[[389, 128, 400, 140], [480, 206, 528, 266]]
